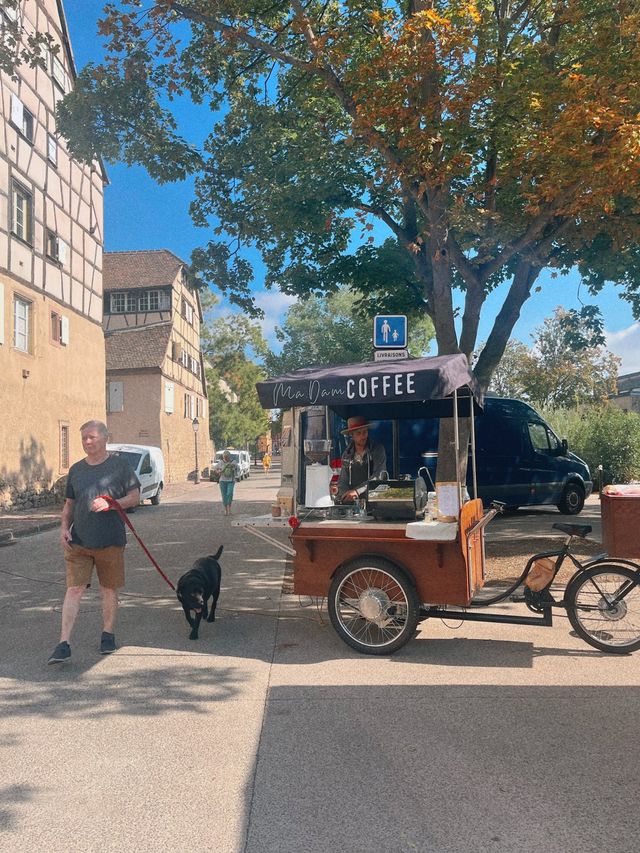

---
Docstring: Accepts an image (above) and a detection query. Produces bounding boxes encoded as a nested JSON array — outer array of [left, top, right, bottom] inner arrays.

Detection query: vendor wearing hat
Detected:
[[335, 415, 387, 504]]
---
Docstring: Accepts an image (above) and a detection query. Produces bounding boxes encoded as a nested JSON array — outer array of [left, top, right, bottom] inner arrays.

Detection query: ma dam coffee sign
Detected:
[[256, 354, 480, 410]]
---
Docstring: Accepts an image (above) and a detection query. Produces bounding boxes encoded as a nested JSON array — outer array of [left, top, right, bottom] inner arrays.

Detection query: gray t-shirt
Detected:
[[65, 455, 140, 548]]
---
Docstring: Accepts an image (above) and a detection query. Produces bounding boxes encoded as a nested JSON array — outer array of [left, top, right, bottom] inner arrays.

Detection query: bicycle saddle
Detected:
[[552, 522, 592, 538]]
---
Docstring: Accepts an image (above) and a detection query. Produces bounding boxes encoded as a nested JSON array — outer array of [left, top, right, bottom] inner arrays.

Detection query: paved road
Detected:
[[1, 473, 638, 852]]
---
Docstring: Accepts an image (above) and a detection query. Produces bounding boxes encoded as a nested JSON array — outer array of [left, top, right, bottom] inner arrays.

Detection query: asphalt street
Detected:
[[0, 470, 638, 853]]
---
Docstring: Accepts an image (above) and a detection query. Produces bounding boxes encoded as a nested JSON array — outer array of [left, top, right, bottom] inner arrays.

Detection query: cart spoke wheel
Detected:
[[565, 564, 640, 653], [328, 558, 420, 655]]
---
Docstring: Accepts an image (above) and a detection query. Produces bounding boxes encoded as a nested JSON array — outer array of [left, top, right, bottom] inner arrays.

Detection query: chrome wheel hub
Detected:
[[359, 589, 391, 624], [599, 597, 627, 621]]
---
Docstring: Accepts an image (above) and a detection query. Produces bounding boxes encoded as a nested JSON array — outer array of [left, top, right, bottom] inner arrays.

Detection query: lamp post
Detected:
[[192, 417, 200, 484]]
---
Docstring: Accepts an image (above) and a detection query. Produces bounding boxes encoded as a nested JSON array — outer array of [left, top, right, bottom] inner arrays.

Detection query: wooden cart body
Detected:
[[291, 498, 486, 606]]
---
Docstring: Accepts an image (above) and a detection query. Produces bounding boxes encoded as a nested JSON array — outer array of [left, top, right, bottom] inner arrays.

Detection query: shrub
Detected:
[[543, 405, 640, 485]]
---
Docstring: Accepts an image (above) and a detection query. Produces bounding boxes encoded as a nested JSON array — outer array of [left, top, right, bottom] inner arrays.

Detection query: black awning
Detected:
[[256, 354, 483, 415]]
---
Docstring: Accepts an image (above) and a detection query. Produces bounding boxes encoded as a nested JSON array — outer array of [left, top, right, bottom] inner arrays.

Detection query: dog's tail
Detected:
[[211, 545, 224, 560]]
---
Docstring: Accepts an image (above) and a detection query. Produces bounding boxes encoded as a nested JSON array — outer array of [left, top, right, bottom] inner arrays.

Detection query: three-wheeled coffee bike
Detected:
[[239, 354, 640, 656]]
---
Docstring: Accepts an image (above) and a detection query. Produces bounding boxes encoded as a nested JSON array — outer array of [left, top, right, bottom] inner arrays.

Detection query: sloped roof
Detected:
[[104, 250, 186, 291], [105, 323, 172, 371], [616, 371, 640, 394]]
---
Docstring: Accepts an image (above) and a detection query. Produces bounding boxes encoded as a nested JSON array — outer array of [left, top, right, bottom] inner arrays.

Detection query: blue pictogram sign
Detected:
[[373, 315, 407, 349]]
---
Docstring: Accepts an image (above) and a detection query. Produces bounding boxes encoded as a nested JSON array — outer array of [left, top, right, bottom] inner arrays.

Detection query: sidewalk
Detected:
[[0, 481, 210, 545]]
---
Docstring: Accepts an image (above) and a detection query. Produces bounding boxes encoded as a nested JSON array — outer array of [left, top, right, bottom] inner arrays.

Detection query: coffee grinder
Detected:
[[303, 439, 333, 507]]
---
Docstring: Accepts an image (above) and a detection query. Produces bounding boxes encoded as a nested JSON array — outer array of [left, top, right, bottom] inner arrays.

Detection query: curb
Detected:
[[0, 519, 59, 544]]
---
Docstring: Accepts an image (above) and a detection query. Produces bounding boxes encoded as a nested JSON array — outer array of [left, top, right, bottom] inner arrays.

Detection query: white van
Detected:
[[214, 449, 250, 480], [107, 444, 165, 505]]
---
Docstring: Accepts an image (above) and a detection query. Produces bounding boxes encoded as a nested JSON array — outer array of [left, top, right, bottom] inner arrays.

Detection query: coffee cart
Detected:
[[237, 355, 640, 655]]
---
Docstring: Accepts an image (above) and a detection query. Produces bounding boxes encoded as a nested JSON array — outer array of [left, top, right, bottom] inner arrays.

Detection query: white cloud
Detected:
[[606, 323, 640, 375], [253, 289, 298, 349]]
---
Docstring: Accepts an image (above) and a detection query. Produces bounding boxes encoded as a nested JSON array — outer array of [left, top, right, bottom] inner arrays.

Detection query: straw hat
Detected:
[[341, 415, 373, 435]]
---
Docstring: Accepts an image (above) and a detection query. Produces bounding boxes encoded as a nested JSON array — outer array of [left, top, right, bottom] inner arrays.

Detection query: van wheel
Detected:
[[150, 484, 163, 506], [558, 483, 584, 515]]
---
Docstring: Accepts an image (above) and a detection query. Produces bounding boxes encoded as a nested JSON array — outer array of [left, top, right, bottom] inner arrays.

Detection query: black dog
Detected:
[[176, 547, 223, 640]]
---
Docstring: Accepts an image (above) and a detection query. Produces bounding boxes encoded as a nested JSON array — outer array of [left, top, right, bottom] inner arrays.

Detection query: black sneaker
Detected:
[[48, 641, 71, 664], [100, 632, 117, 655]]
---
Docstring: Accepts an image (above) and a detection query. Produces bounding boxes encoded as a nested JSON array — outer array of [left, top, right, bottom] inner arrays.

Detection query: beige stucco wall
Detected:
[[106, 369, 209, 484], [0, 279, 105, 508], [160, 395, 210, 483], [106, 371, 163, 447]]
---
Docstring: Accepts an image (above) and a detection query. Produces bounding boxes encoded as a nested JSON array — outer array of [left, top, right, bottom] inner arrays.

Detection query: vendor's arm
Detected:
[[335, 459, 352, 502]]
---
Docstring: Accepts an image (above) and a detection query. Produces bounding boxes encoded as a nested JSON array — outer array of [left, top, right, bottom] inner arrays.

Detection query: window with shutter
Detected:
[[108, 381, 124, 413], [47, 133, 57, 165], [12, 181, 32, 243], [165, 381, 175, 414], [13, 296, 31, 352]]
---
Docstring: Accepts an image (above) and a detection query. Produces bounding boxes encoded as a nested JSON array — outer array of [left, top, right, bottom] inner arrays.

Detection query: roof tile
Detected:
[[105, 323, 172, 371], [104, 250, 186, 291]]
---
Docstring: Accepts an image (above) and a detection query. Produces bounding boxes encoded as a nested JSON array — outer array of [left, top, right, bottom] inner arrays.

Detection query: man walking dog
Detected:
[[48, 420, 140, 664]]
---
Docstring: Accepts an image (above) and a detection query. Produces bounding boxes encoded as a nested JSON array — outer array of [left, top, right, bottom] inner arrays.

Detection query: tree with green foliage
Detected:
[[40, 0, 640, 393], [201, 310, 271, 450], [265, 287, 435, 374], [482, 308, 620, 408], [483, 339, 534, 400]]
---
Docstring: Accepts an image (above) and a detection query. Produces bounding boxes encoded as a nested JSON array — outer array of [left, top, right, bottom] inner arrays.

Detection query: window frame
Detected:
[[51, 310, 62, 345], [10, 94, 34, 143], [13, 294, 31, 353], [51, 53, 67, 92], [47, 132, 58, 166], [11, 180, 33, 244], [139, 289, 162, 312], [46, 230, 68, 265]]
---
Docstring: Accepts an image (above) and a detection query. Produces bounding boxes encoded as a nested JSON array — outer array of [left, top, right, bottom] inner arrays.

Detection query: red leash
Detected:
[[99, 495, 176, 591]]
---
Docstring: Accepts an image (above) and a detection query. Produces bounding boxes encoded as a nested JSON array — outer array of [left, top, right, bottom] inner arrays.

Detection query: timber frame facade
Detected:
[[0, 0, 107, 510], [103, 249, 210, 483]]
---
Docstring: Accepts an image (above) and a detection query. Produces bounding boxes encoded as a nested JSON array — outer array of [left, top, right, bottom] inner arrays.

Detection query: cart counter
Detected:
[[290, 499, 486, 606]]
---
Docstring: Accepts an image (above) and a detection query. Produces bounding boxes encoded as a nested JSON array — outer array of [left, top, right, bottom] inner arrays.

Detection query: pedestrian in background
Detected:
[[48, 420, 140, 664], [262, 452, 271, 474], [215, 450, 240, 516]]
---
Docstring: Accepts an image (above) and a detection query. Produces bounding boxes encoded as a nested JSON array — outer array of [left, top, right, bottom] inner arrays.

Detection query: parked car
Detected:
[[107, 444, 165, 505], [213, 449, 251, 480]]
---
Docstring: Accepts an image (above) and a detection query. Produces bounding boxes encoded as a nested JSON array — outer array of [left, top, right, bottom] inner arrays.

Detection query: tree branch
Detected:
[[473, 259, 541, 388]]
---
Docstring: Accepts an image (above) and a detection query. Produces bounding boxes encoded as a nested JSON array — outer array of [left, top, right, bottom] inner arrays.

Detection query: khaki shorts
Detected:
[[64, 544, 125, 590]]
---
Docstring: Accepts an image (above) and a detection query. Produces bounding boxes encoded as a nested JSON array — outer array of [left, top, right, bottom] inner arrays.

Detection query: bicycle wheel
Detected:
[[328, 557, 420, 655], [565, 564, 640, 653]]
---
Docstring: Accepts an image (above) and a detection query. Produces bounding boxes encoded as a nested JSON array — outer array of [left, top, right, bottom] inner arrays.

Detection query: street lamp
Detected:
[[192, 417, 200, 484]]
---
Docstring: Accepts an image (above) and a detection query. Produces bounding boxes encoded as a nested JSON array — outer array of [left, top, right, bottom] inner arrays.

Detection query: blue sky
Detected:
[[63, 1, 640, 373]]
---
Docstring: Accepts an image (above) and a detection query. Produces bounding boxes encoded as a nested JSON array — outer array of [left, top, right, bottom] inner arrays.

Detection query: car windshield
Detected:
[[217, 452, 240, 463], [110, 450, 142, 470]]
